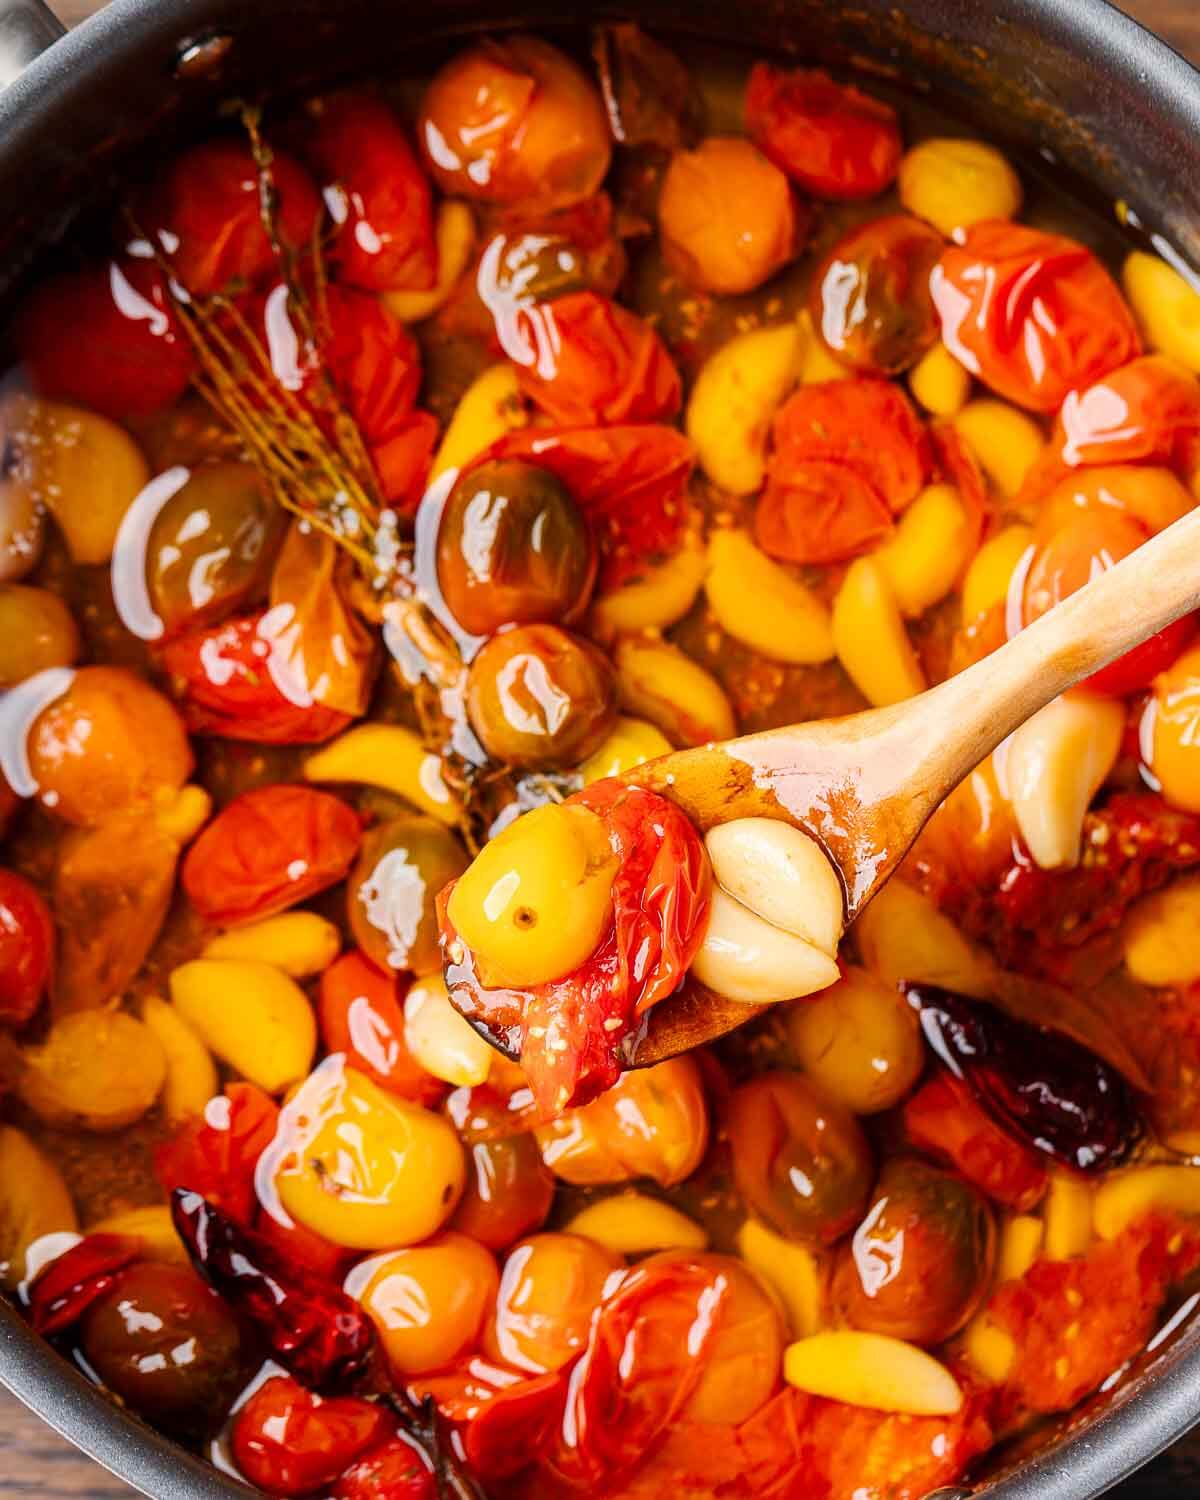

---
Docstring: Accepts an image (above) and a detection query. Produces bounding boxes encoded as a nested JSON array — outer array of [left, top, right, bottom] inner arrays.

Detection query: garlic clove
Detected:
[[705, 817, 843, 956], [691, 887, 840, 1005]]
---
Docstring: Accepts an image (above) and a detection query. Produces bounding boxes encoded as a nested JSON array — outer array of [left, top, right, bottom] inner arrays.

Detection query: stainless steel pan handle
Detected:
[[0, 0, 64, 86]]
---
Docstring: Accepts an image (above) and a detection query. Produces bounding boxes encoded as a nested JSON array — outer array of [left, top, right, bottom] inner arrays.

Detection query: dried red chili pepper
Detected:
[[170, 1190, 375, 1394], [27, 1233, 142, 1337], [903, 983, 1144, 1173]]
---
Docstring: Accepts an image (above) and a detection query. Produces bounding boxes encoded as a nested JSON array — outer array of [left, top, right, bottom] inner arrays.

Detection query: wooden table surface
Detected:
[[5, 0, 1200, 1495]]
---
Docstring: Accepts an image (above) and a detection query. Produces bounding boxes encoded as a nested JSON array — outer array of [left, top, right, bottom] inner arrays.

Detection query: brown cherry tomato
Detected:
[[0, 869, 54, 1028], [436, 460, 596, 637], [16, 260, 195, 422], [182, 783, 361, 926], [746, 63, 902, 200], [811, 213, 943, 375], [146, 463, 282, 637], [141, 139, 321, 296], [514, 292, 682, 426], [419, 36, 611, 211], [451, 1124, 555, 1251], [534, 1056, 709, 1188], [832, 1155, 995, 1344], [318, 949, 444, 1106], [727, 1070, 875, 1245], [658, 136, 804, 296], [231, 1375, 388, 1498], [465, 623, 617, 770], [28, 665, 193, 826], [931, 221, 1141, 412], [80, 1262, 245, 1437], [347, 815, 468, 976], [483, 1232, 622, 1373], [300, 91, 437, 293]]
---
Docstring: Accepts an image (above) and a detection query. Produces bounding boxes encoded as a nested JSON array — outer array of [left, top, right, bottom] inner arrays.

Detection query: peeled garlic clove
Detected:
[[783, 1330, 963, 1416], [691, 888, 840, 1004], [705, 817, 842, 956], [1001, 692, 1124, 870], [404, 974, 494, 1088]]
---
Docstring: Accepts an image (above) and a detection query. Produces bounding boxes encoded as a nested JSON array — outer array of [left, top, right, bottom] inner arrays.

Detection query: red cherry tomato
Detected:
[[317, 285, 423, 443], [755, 379, 930, 565], [370, 410, 439, 512], [477, 424, 695, 591], [231, 1375, 387, 1498], [413, 1356, 568, 1484], [159, 612, 354, 745], [811, 214, 943, 375], [255, 1210, 351, 1282], [154, 1083, 279, 1225], [331, 1436, 435, 1500], [514, 292, 682, 426], [16, 259, 195, 421], [318, 950, 444, 1106], [1022, 509, 1195, 694], [904, 1074, 1047, 1211], [182, 783, 361, 926], [442, 781, 711, 1115], [1055, 354, 1200, 469], [0, 869, 54, 1027], [745, 63, 901, 200], [301, 92, 437, 294], [931, 221, 1141, 412], [142, 139, 322, 296]]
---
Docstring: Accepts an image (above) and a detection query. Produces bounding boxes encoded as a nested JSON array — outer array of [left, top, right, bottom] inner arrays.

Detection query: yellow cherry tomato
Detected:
[[789, 964, 924, 1114], [272, 1057, 465, 1250], [447, 803, 617, 988], [1149, 644, 1200, 814], [353, 1232, 498, 1375], [579, 717, 672, 784]]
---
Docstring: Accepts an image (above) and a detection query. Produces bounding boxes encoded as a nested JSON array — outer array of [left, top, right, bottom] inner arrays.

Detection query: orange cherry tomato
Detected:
[[746, 63, 901, 200], [449, 1086, 554, 1249], [483, 1232, 621, 1373], [419, 37, 611, 211], [1054, 354, 1200, 469], [16, 259, 195, 421], [903, 1074, 1047, 1211], [756, 379, 930, 565], [811, 213, 943, 375], [28, 665, 193, 826], [658, 136, 805, 296], [154, 1082, 279, 1225], [182, 783, 361, 927], [231, 1375, 388, 1498], [0, 868, 54, 1028], [514, 292, 682, 426], [141, 139, 321, 296], [301, 92, 437, 293], [931, 221, 1141, 412], [159, 612, 354, 745], [318, 949, 443, 1107]]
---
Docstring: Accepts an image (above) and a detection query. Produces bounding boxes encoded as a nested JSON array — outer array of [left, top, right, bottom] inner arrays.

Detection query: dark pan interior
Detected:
[[1, 0, 1200, 1495]]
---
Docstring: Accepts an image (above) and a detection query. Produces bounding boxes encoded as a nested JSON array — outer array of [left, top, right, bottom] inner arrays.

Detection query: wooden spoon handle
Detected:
[[913, 502, 1200, 805]]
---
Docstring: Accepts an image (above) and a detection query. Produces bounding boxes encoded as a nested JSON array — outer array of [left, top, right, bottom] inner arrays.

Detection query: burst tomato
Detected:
[[154, 1083, 280, 1225], [301, 92, 437, 293], [159, 612, 354, 745], [931, 221, 1141, 412], [182, 783, 361, 926], [413, 1356, 569, 1483], [16, 259, 195, 421], [318, 949, 443, 1106], [141, 139, 321, 296], [514, 292, 682, 426], [747, 63, 901, 200], [0, 869, 54, 1027], [903, 1074, 1047, 1211], [756, 379, 930, 564], [476, 424, 695, 591], [811, 214, 943, 375], [231, 1376, 388, 1498]]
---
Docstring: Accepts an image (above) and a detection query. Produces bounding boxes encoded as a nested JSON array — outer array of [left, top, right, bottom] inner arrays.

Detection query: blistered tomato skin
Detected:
[[301, 91, 438, 293], [16, 260, 195, 421], [834, 1156, 995, 1344], [436, 461, 597, 637], [746, 63, 902, 200], [419, 36, 611, 211], [182, 784, 361, 926], [0, 869, 54, 1027], [931, 221, 1142, 412], [231, 1376, 387, 1498], [79, 1262, 245, 1437], [141, 139, 322, 296]]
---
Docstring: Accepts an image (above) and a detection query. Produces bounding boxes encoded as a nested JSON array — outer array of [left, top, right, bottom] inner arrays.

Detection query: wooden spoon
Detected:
[[623, 505, 1200, 1067]]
